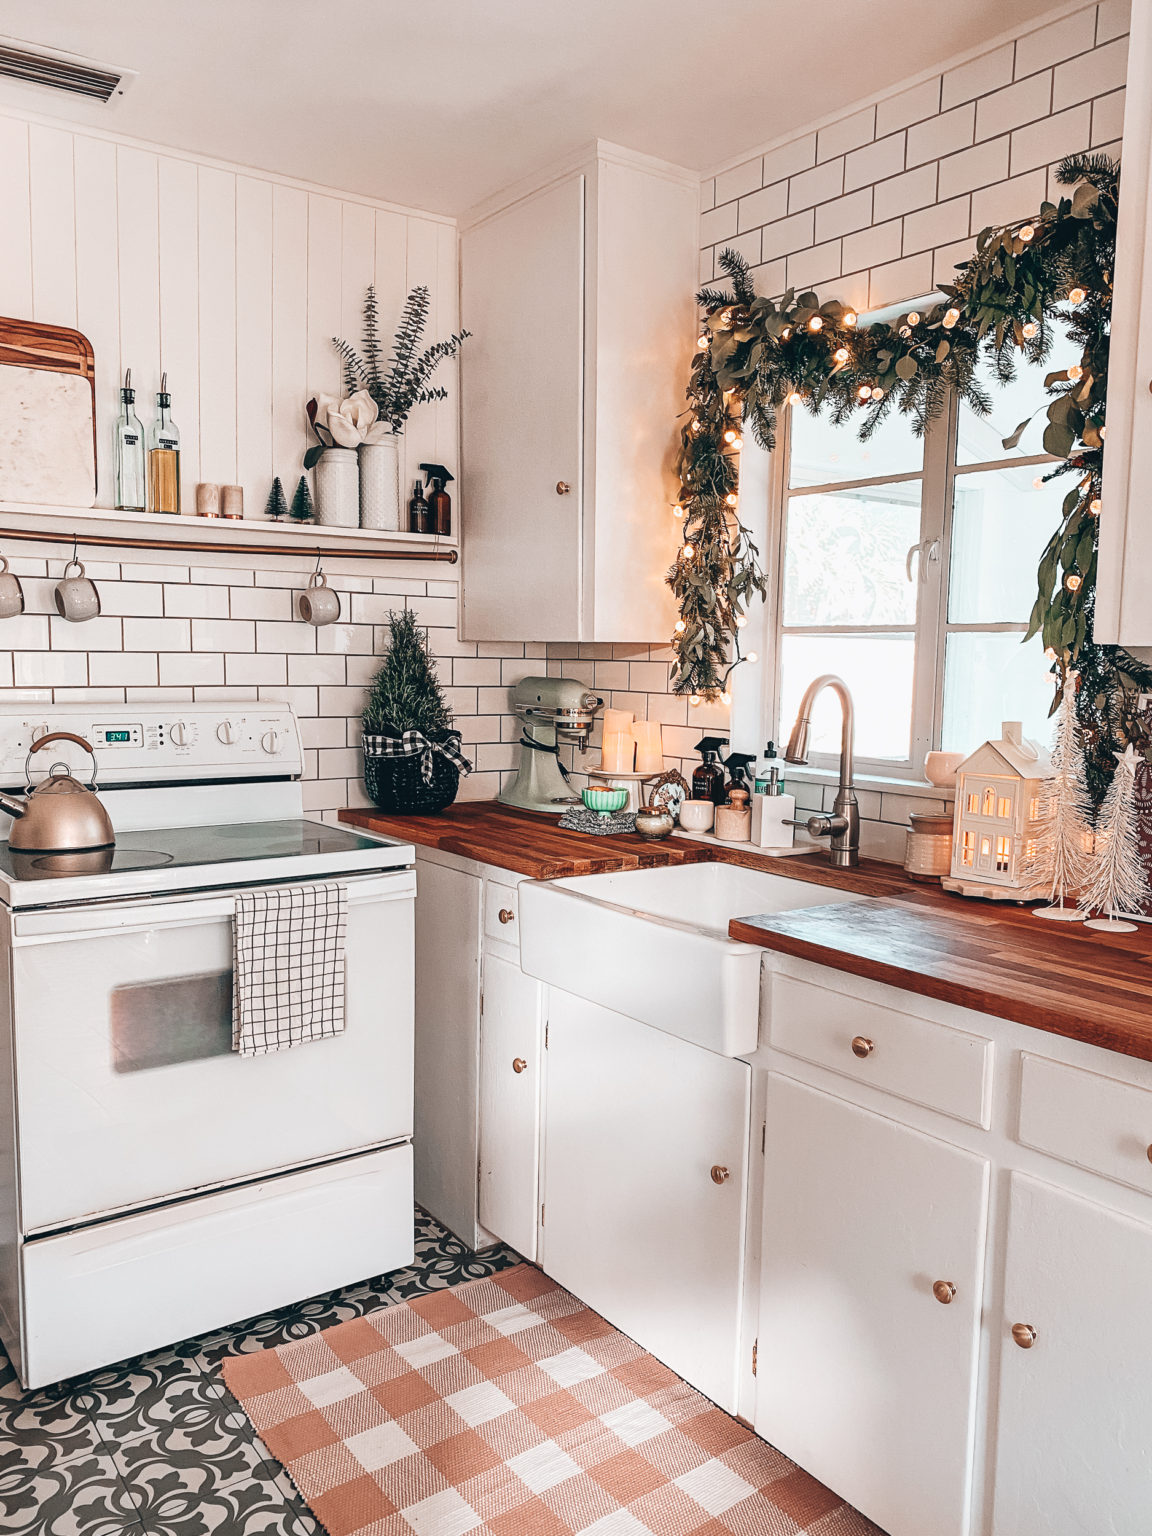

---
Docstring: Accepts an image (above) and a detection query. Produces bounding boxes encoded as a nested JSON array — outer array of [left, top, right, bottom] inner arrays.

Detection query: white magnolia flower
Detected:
[[315, 389, 394, 446]]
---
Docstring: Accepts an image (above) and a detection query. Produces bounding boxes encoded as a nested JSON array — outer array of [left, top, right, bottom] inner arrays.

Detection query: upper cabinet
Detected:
[[1095, 9, 1150, 648], [459, 143, 699, 642]]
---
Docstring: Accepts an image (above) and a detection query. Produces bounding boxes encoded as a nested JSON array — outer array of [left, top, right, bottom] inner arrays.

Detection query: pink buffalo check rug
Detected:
[[221, 1265, 880, 1536]]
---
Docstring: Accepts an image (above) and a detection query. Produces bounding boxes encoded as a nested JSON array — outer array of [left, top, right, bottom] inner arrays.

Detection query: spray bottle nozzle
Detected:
[[419, 462, 455, 487]]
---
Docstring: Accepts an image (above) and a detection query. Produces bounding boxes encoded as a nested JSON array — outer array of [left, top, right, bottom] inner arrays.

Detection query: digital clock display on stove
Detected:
[[94, 724, 143, 747], [104, 730, 132, 743]]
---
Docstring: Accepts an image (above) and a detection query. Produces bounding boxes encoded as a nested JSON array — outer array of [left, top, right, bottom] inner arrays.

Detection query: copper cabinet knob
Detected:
[[851, 1035, 875, 1058], [498, 908, 515, 924], [1146, 1142, 1152, 1164], [512, 1057, 527, 1074], [556, 481, 571, 495], [710, 1165, 730, 1184], [1011, 1323, 1037, 1349], [933, 1280, 957, 1305]]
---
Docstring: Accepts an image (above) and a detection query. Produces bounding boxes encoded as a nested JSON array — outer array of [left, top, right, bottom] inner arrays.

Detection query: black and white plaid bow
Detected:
[[363, 729, 473, 784]]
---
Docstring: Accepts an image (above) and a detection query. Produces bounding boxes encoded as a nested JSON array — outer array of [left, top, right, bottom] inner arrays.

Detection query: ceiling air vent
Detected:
[[0, 42, 128, 103]]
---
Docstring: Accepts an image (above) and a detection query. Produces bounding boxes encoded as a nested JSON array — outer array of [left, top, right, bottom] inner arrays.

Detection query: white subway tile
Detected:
[[874, 162, 938, 222], [714, 156, 763, 204], [426, 580, 457, 599], [788, 158, 844, 213], [628, 661, 672, 693], [121, 562, 189, 584], [158, 653, 224, 687], [699, 247, 714, 286], [477, 641, 522, 658], [5, 557, 47, 577], [903, 195, 971, 254], [701, 202, 738, 246], [937, 136, 1010, 198], [594, 661, 630, 691], [258, 685, 319, 715], [876, 77, 942, 137], [717, 229, 761, 266], [762, 133, 817, 186], [1092, 87, 1126, 144], [86, 653, 157, 688], [0, 653, 12, 688], [419, 628, 475, 657], [300, 715, 346, 749], [255, 620, 314, 653], [447, 685, 482, 715], [842, 220, 903, 273], [318, 747, 362, 778], [371, 575, 426, 595], [815, 187, 873, 242], [760, 209, 815, 262], [164, 585, 230, 619], [288, 653, 347, 686], [868, 251, 934, 308], [831, 269, 871, 312], [737, 181, 788, 233], [844, 132, 906, 192], [189, 565, 253, 585], [1096, 0, 1131, 44], [192, 618, 256, 653], [453, 657, 503, 687], [933, 238, 977, 286], [941, 43, 1014, 110], [750, 257, 788, 297], [475, 743, 518, 772], [1011, 103, 1092, 174], [786, 240, 844, 291], [313, 622, 373, 656], [127, 686, 193, 703], [318, 685, 368, 716], [54, 686, 122, 703], [880, 790, 947, 824], [14, 652, 86, 687], [859, 819, 908, 863], [817, 106, 876, 162], [459, 716, 503, 745], [1053, 34, 1127, 109], [907, 103, 976, 166], [96, 583, 164, 617], [970, 168, 1048, 230], [228, 586, 294, 620], [193, 686, 259, 704], [1015, 8, 1098, 75], [123, 617, 192, 652], [226, 653, 289, 686], [47, 616, 123, 651], [302, 779, 348, 813], [645, 692, 689, 727], [976, 72, 1053, 142], [344, 655, 379, 686], [458, 771, 502, 801]]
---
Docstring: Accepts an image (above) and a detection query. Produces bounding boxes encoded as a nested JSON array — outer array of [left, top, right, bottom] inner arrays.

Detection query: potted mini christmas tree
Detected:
[[362, 609, 472, 815]]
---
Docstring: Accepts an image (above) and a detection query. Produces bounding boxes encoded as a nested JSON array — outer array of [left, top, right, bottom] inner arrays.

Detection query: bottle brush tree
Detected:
[[289, 476, 314, 522], [363, 609, 454, 737]]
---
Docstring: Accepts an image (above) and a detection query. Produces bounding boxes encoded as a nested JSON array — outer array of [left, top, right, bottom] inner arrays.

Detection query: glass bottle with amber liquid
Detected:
[[148, 373, 181, 514]]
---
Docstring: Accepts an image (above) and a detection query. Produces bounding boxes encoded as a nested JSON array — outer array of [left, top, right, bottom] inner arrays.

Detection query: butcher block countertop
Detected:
[[341, 800, 1152, 1063]]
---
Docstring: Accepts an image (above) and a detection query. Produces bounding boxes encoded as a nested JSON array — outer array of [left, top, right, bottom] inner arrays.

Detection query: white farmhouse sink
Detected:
[[519, 862, 864, 1057]]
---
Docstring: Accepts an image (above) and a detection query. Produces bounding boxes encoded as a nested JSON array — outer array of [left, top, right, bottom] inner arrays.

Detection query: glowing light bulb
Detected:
[[682, 544, 694, 559], [907, 311, 921, 326], [1100, 425, 1108, 440], [1090, 498, 1102, 515], [697, 334, 710, 350], [858, 385, 871, 401], [1065, 573, 1082, 592], [1068, 363, 1083, 381], [1019, 224, 1035, 242], [745, 651, 759, 664], [720, 691, 731, 706], [730, 435, 742, 451], [943, 307, 960, 329], [723, 429, 737, 443], [1069, 287, 1086, 304], [843, 310, 858, 327], [690, 694, 701, 707], [1033, 476, 1045, 489], [899, 325, 912, 339], [1022, 321, 1038, 339], [735, 614, 747, 628], [725, 493, 739, 507], [674, 619, 686, 633], [781, 326, 792, 340], [1044, 648, 1057, 662], [672, 503, 685, 518], [691, 420, 702, 434], [786, 391, 802, 406], [871, 387, 885, 400], [834, 347, 849, 363], [720, 308, 734, 324], [808, 315, 823, 331]]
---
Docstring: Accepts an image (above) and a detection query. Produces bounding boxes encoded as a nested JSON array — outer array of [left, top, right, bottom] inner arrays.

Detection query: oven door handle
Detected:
[[10, 870, 416, 943]]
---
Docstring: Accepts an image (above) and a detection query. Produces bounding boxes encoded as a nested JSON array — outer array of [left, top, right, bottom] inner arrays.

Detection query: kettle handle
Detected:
[[25, 731, 99, 791]]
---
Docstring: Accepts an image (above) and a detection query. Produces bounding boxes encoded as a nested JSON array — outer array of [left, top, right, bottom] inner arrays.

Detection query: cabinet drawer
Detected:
[[484, 880, 520, 946], [768, 973, 993, 1127], [1019, 1053, 1152, 1195]]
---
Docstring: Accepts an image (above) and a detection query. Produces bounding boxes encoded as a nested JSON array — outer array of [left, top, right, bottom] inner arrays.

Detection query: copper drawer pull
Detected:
[[498, 908, 515, 925], [851, 1035, 875, 1058], [512, 1057, 527, 1074], [556, 481, 571, 495], [933, 1280, 956, 1305], [1012, 1323, 1037, 1349], [710, 1165, 730, 1184]]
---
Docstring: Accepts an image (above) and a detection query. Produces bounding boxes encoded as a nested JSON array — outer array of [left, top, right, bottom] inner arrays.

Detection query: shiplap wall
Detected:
[[0, 109, 456, 510]]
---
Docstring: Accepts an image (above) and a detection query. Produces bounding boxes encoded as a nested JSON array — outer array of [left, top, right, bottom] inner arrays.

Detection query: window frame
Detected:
[[757, 309, 1059, 784]]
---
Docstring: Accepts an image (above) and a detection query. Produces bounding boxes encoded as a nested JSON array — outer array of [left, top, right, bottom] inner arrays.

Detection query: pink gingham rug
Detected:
[[221, 1264, 881, 1536]]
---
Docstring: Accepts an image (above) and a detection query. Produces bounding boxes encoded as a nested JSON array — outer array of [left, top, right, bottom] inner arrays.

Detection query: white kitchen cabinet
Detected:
[[992, 1173, 1152, 1536], [460, 142, 698, 642], [478, 951, 543, 1261], [1094, 4, 1150, 647], [541, 986, 750, 1412], [758, 1073, 989, 1536]]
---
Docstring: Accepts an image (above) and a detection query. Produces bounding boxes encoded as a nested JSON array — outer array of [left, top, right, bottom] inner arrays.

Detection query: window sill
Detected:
[[781, 765, 955, 824]]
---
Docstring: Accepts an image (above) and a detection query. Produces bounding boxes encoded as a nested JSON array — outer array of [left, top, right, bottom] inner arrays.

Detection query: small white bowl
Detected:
[[679, 798, 716, 832], [924, 750, 965, 788]]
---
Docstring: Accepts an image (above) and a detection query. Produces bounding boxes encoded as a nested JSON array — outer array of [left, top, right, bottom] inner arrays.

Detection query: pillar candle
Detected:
[[600, 731, 634, 773], [602, 707, 634, 740], [633, 720, 664, 775], [195, 482, 221, 518], [221, 484, 244, 519]]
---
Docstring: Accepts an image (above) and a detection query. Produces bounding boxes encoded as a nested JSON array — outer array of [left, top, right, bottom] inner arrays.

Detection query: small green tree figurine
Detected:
[[289, 476, 314, 523], [264, 477, 287, 521], [364, 609, 453, 736]]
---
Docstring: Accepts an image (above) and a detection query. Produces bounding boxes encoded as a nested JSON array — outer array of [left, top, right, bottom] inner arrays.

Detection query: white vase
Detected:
[[359, 437, 401, 531], [314, 448, 359, 527]]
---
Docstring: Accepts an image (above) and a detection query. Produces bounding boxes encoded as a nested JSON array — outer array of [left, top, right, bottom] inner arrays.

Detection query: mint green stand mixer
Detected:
[[498, 676, 603, 815]]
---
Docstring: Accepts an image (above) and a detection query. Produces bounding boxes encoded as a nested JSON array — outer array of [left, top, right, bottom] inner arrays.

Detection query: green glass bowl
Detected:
[[582, 786, 629, 818]]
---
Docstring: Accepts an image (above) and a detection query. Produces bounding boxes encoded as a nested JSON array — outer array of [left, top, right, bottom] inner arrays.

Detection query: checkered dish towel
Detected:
[[233, 882, 348, 1056]]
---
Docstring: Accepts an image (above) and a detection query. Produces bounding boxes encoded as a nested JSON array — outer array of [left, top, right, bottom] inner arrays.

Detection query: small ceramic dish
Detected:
[[582, 786, 629, 818]]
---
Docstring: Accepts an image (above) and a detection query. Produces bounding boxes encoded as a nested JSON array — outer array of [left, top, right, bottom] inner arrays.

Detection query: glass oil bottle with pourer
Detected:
[[148, 373, 181, 514], [113, 369, 146, 511]]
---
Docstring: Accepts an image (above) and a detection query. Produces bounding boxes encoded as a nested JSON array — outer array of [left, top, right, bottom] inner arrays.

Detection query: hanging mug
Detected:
[[297, 571, 341, 626], [54, 560, 101, 623], [0, 557, 25, 618]]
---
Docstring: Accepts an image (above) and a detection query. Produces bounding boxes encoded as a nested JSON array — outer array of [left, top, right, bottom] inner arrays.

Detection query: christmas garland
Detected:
[[668, 152, 1152, 801]]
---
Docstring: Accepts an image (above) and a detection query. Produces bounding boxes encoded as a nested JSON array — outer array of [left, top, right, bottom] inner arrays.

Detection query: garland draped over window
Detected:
[[668, 153, 1150, 802]]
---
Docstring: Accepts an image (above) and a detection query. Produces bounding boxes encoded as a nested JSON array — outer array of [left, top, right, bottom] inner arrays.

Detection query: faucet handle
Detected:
[[788, 814, 849, 838]]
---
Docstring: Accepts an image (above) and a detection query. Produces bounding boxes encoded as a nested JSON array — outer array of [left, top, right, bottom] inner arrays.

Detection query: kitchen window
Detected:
[[766, 311, 1081, 779]]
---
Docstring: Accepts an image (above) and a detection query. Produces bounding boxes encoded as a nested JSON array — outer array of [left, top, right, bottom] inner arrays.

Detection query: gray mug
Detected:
[[54, 560, 101, 623], [297, 572, 341, 626], [0, 557, 25, 619]]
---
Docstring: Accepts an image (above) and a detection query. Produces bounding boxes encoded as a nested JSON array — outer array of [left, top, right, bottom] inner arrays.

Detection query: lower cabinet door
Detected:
[[758, 1074, 989, 1536], [478, 951, 543, 1260], [992, 1173, 1152, 1535], [541, 987, 750, 1412]]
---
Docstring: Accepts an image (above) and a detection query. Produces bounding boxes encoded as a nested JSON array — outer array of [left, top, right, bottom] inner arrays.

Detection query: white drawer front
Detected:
[[21, 1144, 413, 1390], [768, 973, 993, 1127], [1019, 1053, 1152, 1195], [484, 880, 520, 947]]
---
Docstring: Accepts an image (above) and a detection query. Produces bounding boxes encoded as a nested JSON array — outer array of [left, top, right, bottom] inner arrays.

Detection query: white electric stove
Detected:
[[0, 703, 418, 1390]]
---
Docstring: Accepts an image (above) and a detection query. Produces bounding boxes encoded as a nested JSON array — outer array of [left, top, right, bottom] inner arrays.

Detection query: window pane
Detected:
[[941, 631, 1053, 753], [956, 325, 1082, 465], [779, 633, 915, 762], [789, 402, 924, 487], [784, 485, 922, 625], [949, 467, 1064, 623]]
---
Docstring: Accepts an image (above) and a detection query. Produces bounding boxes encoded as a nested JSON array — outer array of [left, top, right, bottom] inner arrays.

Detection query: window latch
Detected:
[[906, 538, 941, 583]]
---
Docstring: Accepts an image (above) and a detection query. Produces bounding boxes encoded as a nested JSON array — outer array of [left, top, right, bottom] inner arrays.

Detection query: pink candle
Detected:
[[600, 732, 634, 773]]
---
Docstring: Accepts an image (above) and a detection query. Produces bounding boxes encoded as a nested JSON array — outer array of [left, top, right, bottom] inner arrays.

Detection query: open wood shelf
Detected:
[[0, 502, 459, 562]]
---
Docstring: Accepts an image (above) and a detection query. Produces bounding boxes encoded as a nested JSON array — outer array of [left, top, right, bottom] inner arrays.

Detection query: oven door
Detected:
[[8, 869, 414, 1233]]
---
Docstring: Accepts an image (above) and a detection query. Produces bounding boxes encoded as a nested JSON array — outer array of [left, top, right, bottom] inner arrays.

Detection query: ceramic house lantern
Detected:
[[943, 721, 1053, 900]]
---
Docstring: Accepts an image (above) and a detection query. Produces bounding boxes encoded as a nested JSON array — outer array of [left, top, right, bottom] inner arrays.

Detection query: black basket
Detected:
[[363, 735, 461, 816]]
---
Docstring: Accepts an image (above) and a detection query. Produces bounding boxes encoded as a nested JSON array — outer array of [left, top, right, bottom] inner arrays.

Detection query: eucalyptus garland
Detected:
[[669, 152, 1150, 799]]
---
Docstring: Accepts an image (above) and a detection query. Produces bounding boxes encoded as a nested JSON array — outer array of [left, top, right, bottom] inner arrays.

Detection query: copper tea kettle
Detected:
[[0, 732, 115, 852]]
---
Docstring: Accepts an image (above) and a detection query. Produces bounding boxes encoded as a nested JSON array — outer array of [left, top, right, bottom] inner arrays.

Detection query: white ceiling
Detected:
[[0, 0, 1070, 216]]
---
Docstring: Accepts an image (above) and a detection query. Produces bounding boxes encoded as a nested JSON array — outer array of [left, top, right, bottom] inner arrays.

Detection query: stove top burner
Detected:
[[8, 848, 175, 881]]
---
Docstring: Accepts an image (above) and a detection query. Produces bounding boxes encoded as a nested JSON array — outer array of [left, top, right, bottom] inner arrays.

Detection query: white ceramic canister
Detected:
[[314, 448, 359, 528], [359, 437, 401, 531]]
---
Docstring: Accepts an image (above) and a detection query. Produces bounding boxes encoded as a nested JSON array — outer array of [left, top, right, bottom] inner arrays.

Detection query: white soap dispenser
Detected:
[[751, 744, 797, 849]]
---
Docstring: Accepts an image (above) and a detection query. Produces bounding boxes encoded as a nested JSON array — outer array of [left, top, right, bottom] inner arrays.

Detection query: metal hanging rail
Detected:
[[0, 523, 458, 562]]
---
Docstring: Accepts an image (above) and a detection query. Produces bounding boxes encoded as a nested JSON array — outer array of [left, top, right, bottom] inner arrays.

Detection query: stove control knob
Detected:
[[261, 728, 283, 756], [170, 721, 190, 747], [217, 720, 237, 746]]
